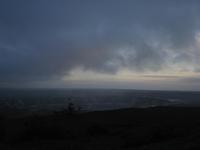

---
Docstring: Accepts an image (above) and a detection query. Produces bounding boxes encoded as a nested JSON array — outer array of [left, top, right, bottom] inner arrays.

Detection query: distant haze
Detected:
[[1, 0, 200, 90]]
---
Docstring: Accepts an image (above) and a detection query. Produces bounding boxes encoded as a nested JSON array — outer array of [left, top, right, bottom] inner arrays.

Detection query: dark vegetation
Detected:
[[1, 107, 200, 149]]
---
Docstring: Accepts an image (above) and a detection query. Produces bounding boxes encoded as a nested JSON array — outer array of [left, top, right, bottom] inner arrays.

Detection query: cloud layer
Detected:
[[1, 0, 200, 88]]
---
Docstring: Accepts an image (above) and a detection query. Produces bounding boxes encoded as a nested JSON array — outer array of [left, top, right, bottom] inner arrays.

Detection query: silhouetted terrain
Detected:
[[1, 107, 200, 149]]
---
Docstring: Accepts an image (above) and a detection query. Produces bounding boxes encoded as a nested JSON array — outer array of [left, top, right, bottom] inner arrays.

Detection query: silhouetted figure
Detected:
[[67, 102, 75, 114]]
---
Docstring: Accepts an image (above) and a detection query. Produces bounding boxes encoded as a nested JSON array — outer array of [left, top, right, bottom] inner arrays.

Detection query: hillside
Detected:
[[1, 107, 200, 149]]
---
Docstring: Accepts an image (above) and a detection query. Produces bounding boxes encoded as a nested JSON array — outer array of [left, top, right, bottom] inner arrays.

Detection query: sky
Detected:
[[1, 0, 200, 90]]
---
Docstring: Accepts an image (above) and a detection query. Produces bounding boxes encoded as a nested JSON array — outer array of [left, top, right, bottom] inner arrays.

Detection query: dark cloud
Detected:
[[142, 75, 180, 79], [0, 0, 200, 86]]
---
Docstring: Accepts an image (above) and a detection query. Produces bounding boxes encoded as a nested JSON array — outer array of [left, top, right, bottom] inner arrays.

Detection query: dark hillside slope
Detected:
[[1, 107, 200, 149]]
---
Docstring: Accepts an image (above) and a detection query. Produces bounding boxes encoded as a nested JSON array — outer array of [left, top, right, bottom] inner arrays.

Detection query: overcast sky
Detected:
[[1, 0, 200, 90]]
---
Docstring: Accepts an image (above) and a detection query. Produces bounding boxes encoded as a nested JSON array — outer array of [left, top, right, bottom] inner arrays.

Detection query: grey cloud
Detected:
[[180, 77, 200, 83], [142, 75, 180, 79], [0, 0, 200, 85]]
